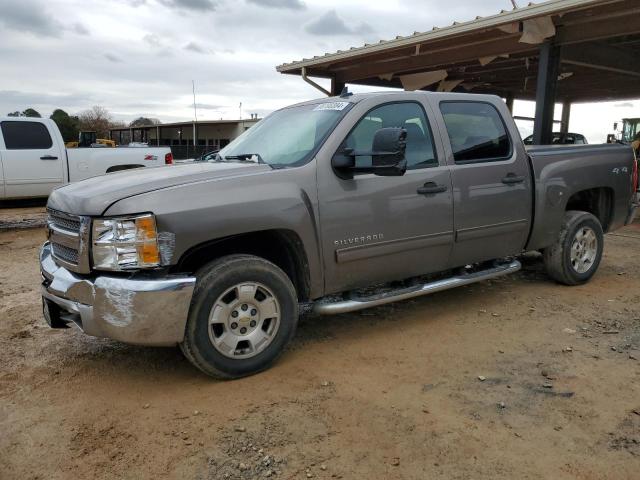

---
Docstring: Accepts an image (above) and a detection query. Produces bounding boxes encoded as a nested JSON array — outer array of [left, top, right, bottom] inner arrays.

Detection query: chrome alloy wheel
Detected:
[[570, 226, 598, 274], [208, 283, 281, 359]]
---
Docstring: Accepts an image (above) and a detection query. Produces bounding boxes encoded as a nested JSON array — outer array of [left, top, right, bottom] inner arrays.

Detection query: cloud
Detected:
[[143, 33, 162, 47], [0, 1, 63, 37], [0, 90, 93, 106], [184, 41, 209, 54], [246, 0, 305, 10], [157, 0, 217, 11], [70, 23, 90, 35], [192, 103, 227, 110], [104, 53, 123, 63], [304, 9, 374, 36]]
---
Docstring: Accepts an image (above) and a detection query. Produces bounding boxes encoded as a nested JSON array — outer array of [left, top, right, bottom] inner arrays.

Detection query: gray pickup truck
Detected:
[[40, 92, 638, 378]]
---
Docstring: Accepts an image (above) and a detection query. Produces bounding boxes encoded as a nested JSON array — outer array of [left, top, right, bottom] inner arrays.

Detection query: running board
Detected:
[[312, 260, 521, 315]]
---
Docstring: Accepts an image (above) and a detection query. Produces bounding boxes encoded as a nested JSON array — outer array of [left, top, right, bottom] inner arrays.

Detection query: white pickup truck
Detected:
[[0, 117, 173, 200]]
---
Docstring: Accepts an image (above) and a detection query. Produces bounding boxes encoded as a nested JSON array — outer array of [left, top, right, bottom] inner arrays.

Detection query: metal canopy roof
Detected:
[[277, 0, 640, 103]]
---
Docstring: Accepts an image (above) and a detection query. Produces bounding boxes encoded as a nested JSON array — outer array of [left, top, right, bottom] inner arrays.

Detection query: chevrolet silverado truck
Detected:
[[0, 117, 173, 200], [40, 92, 638, 378]]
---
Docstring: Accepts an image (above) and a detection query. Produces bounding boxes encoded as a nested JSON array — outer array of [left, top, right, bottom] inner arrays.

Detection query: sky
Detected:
[[0, 0, 638, 143]]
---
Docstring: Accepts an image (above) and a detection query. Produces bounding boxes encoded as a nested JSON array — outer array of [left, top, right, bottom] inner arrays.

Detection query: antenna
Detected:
[[239, 102, 242, 120], [510, 0, 519, 8]]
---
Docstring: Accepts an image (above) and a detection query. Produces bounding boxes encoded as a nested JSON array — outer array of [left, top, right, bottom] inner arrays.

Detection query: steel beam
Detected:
[[560, 100, 571, 135], [505, 93, 515, 113], [331, 77, 346, 96], [562, 42, 640, 78], [533, 41, 560, 145]]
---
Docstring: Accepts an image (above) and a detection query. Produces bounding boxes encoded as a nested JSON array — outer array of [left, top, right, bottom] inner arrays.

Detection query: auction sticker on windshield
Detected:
[[313, 102, 350, 111]]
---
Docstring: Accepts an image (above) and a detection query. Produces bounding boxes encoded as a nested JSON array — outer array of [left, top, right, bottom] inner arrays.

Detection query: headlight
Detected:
[[92, 214, 160, 271]]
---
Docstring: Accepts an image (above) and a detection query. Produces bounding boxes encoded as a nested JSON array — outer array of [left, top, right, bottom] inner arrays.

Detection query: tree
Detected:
[[50, 109, 80, 143], [23, 108, 41, 118], [78, 106, 112, 138], [6, 108, 41, 117], [130, 117, 160, 127]]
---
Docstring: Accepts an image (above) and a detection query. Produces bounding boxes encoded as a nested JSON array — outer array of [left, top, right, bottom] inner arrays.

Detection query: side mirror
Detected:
[[332, 127, 407, 179]]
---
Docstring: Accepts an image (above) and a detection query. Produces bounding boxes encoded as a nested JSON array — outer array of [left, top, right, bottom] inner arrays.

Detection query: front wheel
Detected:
[[180, 254, 298, 379], [543, 210, 604, 285]]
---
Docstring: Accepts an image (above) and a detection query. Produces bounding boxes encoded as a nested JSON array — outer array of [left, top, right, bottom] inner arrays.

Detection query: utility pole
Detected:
[[192, 80, 197, 147]]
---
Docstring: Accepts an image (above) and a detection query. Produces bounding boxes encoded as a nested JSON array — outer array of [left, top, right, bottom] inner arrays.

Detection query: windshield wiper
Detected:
[[221, 153, 265, 164]]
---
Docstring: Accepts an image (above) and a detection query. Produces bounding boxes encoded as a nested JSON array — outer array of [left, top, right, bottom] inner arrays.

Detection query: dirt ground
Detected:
[[1, 224, 639, 480]]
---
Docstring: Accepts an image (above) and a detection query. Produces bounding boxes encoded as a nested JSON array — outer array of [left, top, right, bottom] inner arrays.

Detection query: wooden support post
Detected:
[[533, 41, 560, 145]]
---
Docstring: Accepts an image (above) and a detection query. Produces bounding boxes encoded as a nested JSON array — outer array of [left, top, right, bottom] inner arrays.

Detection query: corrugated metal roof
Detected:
[[276, 0, 613, 73]]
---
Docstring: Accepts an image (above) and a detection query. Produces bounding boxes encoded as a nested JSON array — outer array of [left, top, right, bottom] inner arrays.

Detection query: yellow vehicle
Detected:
[[65, 131, 116, 148]]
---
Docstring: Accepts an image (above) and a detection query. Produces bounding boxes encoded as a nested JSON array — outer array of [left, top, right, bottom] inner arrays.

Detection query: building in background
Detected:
[[109, 116, 260, 159]]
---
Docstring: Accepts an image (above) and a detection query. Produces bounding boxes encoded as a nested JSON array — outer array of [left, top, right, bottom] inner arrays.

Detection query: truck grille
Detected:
[[48, 210, 81, 233], [47, 209, 90, 273], [51, 243, 80, 264]]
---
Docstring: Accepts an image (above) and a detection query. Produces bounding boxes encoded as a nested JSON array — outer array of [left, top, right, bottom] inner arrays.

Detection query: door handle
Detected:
[[40, 155, 58, 160], [501, 173, 525, 185], [417, 182, 448, 195]]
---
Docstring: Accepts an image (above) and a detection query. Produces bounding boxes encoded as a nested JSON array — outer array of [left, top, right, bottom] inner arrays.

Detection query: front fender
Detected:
[[104, 163, 323, 297]]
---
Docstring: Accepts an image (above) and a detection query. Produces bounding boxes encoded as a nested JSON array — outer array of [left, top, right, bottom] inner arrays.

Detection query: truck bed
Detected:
[[526, 142, 635, 250]]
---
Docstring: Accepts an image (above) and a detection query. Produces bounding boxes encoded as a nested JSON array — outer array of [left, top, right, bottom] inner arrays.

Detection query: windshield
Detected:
[[216, 101, 352, 168]]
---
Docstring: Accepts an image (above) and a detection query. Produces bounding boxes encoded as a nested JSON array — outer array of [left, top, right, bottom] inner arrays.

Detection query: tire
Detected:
[[180, 254, 298, 379], [543, 210, 604, 286]]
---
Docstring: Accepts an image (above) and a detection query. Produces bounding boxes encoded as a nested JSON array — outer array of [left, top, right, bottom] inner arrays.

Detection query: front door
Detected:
[[435, 100, 532, 267], [317, 99, 454, 295], [0, 120, 64, 199]]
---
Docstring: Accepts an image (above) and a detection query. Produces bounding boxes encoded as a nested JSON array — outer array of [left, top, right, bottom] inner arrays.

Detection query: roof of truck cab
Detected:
[[283, 91, 503, 110]]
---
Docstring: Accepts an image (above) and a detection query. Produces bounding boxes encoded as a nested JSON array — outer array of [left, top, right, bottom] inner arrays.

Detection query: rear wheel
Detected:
[[180, 254, 298, 379], [543, 210, 604, 285]]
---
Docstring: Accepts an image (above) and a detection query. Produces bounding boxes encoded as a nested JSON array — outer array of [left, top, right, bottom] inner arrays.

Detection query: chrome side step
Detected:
[[312, 260, 521, 315]]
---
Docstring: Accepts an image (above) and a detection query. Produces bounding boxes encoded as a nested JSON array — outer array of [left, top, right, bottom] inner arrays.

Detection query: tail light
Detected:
[[165, 152, 174, 165]]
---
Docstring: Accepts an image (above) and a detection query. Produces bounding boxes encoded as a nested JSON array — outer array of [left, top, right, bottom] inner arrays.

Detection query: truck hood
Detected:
[[48, 162, 272, 215]]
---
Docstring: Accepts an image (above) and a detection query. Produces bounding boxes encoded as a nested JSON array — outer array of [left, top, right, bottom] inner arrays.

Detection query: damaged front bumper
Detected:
[[40, 242, 196, 346]]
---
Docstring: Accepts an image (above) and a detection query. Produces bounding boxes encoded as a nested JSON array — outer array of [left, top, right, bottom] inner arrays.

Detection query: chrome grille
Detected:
[[48, 210, 81, 233], [47, 209, 90, 273], [52, 243, 79, 264]]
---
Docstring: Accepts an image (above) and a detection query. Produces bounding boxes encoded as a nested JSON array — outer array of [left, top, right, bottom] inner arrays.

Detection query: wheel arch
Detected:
[[564, 187, 614, 232], [172, 229, 311, 302]]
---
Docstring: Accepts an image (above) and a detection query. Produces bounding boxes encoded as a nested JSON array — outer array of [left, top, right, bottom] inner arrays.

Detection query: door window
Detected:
[[343, 102, 438, 170], [1, 121, 53, 150], [439, 102, 511, 163]]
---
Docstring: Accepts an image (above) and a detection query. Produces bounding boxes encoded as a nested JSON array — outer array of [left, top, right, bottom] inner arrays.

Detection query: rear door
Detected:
[[0, 120, 65, 198], [433, 99, 532, 267]]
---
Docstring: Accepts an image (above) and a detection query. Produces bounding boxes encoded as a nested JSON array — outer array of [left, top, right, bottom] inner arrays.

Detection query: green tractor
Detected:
[[609, 118, 640, 155]]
